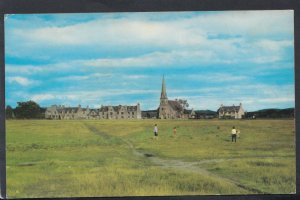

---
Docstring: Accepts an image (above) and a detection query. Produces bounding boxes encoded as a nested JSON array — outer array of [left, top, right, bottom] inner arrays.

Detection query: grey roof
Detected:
[[50, 106, 92, 114], [127, 106, 138, 111], [88, 109, 100, 115], [168, 100, 183, 111], [48, 104, 138, 114], [218, 106, 240, 113], [99, 105, 138, 112]]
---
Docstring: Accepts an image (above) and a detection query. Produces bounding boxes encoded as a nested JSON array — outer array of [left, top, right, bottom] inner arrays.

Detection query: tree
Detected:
[[14, 100, 42, 119], [175, 99, 189, 110], [5, 105, 15, 119]]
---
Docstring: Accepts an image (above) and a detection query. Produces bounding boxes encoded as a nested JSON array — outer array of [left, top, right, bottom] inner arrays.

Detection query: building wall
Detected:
[[46, 104, 141, 120], [218, 104, 245, 119], [159, 104, 178, 119], [237, 107, 245, 119]]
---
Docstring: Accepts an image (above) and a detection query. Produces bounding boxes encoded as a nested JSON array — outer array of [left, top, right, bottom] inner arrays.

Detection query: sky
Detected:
[[4, 11, 295, 111]]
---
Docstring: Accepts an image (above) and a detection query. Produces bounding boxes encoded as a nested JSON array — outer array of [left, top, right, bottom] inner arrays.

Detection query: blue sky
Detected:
[[4, 11, 294, 111]]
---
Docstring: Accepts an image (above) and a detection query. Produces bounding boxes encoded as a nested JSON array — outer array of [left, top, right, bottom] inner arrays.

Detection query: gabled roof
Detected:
[[127, 106, 138, 111], [218, 106, 240, 113], [99, 105, 138, 112], [88, 109, 99, 115], [52, 107, 78, 113], [168, 100, 183, 111]]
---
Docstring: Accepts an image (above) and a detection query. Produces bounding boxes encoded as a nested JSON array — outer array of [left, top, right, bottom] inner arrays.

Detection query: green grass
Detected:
[[6, 119, 295, 198]]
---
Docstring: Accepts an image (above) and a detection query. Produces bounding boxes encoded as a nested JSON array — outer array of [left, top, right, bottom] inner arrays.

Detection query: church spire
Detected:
[[161, 75, 167, 99]]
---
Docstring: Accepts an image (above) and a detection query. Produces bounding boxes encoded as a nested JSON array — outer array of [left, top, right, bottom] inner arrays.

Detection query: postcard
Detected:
[[4, 10, 295, 198]]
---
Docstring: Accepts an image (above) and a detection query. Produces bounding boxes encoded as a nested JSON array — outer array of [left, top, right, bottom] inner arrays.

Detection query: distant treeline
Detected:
[[5, 100, 295, 119], [193, 108, 295, 119], [194, 110, 218, 119], [245, 108, 294, 119]]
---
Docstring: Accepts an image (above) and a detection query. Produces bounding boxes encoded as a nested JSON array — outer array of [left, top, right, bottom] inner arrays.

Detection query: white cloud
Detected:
[[14, 17, 205, 47], [32, 94, 56, 102], [257, 97, 294, 104], [11, 11, 293, 47], [6, 76, 37, 86], [186, 73, 248, 83], [27, 89, 159, 103], [55, 73, 112, 81], [79, 50, 216, 68], [255, 40, 293, 52], [5, 64, 47, 75], [126, 75, 149, 79], [6, 11, 294, 69]]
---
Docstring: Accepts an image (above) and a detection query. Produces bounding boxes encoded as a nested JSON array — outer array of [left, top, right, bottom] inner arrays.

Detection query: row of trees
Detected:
[[6, 101, 46, 119], [244, 108, 294, 119]]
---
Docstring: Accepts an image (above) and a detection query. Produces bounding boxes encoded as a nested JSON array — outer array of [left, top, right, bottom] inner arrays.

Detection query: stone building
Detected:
[[183, 109, 196, 119], [98, 104, 141, 119], [217, 103, 245, 119], [45, 103, 141, 120], [158, 76, 187, 119]]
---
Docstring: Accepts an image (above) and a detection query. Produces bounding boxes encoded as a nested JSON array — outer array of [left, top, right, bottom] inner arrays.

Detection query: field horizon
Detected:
[[6, 119, 295, 198]]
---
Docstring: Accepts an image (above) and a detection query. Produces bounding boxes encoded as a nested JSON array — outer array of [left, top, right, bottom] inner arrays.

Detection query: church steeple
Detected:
[[161, 75, 167, 99], [160, 75, 168, 107]]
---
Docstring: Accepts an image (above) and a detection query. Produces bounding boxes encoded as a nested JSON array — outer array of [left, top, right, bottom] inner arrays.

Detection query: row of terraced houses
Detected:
[[45, 77, 245, 120]]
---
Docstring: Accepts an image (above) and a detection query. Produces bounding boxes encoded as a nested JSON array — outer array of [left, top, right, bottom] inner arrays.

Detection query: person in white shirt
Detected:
[[153, 124, 158, 140], [231, 126, 237, 142]]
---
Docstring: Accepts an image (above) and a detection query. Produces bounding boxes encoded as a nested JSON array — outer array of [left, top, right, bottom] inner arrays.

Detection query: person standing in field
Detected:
[[173, 127, 177, 137], [231, 126, 237, 142], [153, 124, 158, 140], [237, 129, 240, 138]]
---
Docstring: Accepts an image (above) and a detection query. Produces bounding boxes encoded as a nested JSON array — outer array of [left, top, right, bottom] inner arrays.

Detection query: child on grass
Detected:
[[173, 127, 177, 137]]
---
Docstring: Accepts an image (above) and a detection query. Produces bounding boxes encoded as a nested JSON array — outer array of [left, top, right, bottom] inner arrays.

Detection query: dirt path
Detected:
[[83, 123, 265, 194], [123, 138, 266, 194]]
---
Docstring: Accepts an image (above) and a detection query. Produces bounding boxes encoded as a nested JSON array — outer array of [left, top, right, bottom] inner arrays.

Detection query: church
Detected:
[[158, 76, 194, 119]]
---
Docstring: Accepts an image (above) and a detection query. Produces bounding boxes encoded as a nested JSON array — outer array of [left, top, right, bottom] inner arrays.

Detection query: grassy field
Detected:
[[6, 119, 295, 198]]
